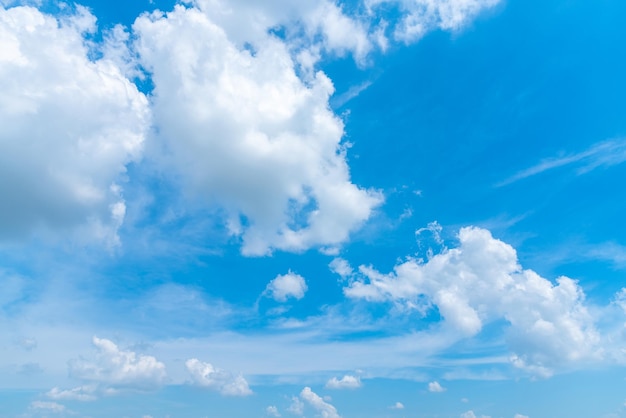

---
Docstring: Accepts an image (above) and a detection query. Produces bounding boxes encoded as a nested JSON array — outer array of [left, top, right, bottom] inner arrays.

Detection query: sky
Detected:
[[1, 0, 626, 417]]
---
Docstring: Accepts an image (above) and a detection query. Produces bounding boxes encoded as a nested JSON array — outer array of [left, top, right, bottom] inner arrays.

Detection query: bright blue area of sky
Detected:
[[2, 0, 626, 417]]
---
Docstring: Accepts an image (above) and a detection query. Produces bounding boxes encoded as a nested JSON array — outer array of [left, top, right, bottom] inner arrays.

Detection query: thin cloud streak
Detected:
[[496, 138, 626, 187]]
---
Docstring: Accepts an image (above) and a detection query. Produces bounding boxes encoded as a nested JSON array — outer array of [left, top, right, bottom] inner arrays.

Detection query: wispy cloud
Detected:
[[496, 138, 626, 187]]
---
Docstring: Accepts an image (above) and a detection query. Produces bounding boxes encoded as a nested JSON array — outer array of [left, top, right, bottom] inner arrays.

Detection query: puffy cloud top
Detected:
[[133, 5, 382, 255]]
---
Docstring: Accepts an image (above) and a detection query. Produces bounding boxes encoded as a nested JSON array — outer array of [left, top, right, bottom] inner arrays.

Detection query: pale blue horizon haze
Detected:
[[1, 0, 626, 417]]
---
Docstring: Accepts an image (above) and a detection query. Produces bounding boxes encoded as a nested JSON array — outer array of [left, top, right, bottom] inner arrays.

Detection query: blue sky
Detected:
[[1, 0, 626, 417]]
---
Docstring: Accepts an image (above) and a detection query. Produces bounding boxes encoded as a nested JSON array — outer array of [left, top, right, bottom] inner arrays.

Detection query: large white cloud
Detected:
[[185, 358, 252, 396], [133, 5, 382, 255], [343, 226, 601, 375], [68, 337, 166, 389], [0, 5, 149, 243]]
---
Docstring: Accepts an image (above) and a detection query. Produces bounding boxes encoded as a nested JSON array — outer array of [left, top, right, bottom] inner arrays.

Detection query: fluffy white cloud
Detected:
[[300, 387, 341, 418], [133, 5, 382, 256], [69, 337, 166, 389], [265, 271, 308, 302], [192, 0, 374, 66], [367, 0, 501, 42], [267, 405, 281, 417], [460, 411, 477, 418], [389, 401, 404, 409], [428, 381, 446, 392], [0, 5, 149, 243], [325, 374, 362, 389], [514, 414, 529, 418], [343, 226, 601, 375], [185, 358, 252, 396]]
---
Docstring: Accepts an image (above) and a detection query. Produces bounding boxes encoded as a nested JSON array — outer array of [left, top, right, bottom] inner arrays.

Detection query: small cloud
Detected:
[[186, 358, 252, 396], [300, 387, 341, 418], [325, 375, 362, 389], [266, 405, 281, 417], [18, 362, 43, 376], [69, 337, 167, 389], [47, 385, 98, 402], [30, 401, 66, 413], [264, 271, 308, 302], [18, 337, 37, 351], [329, 258, 353, 279], [460, 411, 476, 418], [461, 398, 469, 403], [389, 402, 404, 409], [428, 381, 446, 393], [514, 415, 529, 418]]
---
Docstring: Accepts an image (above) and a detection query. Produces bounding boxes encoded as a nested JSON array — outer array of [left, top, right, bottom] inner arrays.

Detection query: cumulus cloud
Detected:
[[343, 226, 601, 375], [366, 0, 501, 42], [325, 374, 362, 389], [192, 0, 374, 66], [0, 4, 149, 244], [264, 271, 308, 302], [133, 5, 382, 256], [300, 386, 341, 418], [267, 405, 281, 417], [389, 401, 404, 409], [185, 358, 252, 396], [460, 411, 477, 418], [428, 381, 446, 392], [514, 414, 529, 418], [69, 337, 166, 389]]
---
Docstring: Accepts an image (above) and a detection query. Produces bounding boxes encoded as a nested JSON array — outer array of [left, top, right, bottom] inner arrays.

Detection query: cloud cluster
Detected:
[[0, 4, 149, 244], [185, 358, 252, 396], [343, 226, 601, 375], [133, 5, 382, 255]]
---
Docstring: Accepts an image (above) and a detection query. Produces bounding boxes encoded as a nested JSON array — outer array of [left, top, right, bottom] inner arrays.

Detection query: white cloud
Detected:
[[343, 226, 601, 375], [300, 386, 341, 418], [267, 405, 281, 417], [69, 337, 166, 389], [133, 5, 382, 256], [497, 138, 626, 187], [514, 414, 529, 418], [428, 381, 446, 392], [329, 258, 354, 279], [390, 401, 404, 409], [265, 271, 308, 302], [46, 385, 97, 402], [325, 374, 362, 389], [185, 358, 252, 396], [460, 411, 477, 418], [288, 396, 305, 415], [192, 0, 375, 66], [29, 401, 66, 413], [367, 0, 501, 42], [0, 5, 149, 244]]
